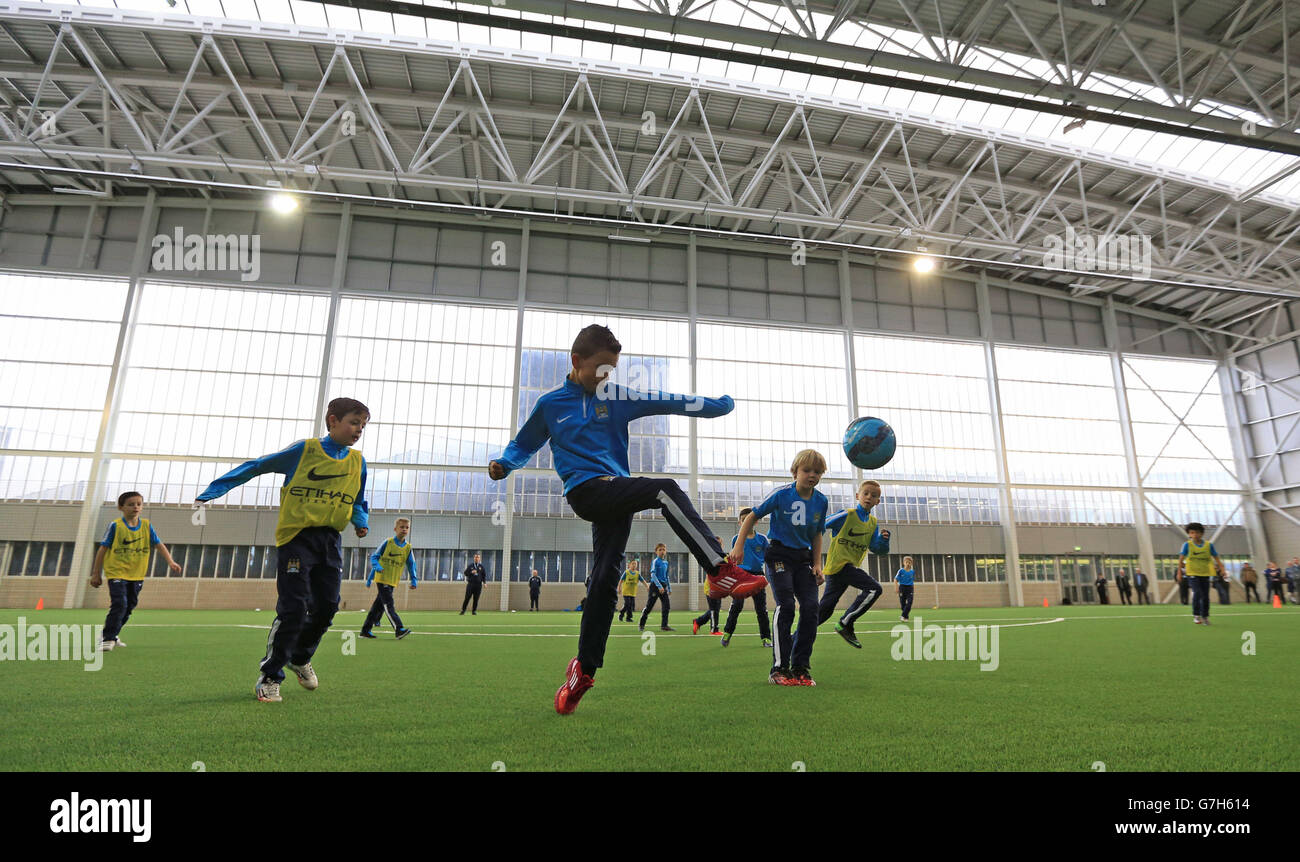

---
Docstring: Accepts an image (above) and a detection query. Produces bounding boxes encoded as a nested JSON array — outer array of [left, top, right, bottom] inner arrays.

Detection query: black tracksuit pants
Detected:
[[723, 577, 771, 639], [898, 583, 915, 619], [816, 565, 883, 628], [694, 595, 722, 632], [102, 579, 143, 641], [362, 583, 404, 633], [770, 542, 819, 672], [1189, 576, 1211, 618], [566, 476, 727, 675], [640, 585, 671, 629], [260, 526, 342, 684], [461, 581, 483, 613]]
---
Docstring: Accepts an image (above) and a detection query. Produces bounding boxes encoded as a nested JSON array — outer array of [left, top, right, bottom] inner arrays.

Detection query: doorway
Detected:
[[1057, 555, 1103, 604]]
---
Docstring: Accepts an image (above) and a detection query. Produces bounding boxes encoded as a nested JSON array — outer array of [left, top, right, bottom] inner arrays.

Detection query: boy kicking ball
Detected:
[[361, 517, 417, 640], [196, 397, 371, 703], [488, 324, 765, 714]]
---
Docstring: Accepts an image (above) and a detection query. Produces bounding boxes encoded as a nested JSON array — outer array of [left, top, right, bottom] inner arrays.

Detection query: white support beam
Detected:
[[63, 189, 157, 609], [978, 272, 1023, 606]]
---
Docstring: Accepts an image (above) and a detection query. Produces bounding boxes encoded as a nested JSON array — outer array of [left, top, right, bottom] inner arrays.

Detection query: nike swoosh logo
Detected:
[[847, 529, 868, 537], [122, 538, 141, 545], [307, 467, 348, 481], [556, 415, 571, 424]]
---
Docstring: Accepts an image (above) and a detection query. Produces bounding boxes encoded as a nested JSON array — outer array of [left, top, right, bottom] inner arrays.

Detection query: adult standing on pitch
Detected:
[[529, 568, 542, 611], [1133, 567, 1151, 604], [1286, 557, 1300, 604], [1240, 563, 1259, 603], [1115, 568, 1132, 605], [461, 552, 487, 615], [1095, 571, 1109, 604]]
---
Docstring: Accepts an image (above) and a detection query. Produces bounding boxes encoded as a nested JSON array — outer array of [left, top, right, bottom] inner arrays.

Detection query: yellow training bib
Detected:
[[375, 539, 412, 587], [824, 508, 879, 576], [621, 570, 641, 596], [104, 517, 152, 581], [276, 439, 363, 546]]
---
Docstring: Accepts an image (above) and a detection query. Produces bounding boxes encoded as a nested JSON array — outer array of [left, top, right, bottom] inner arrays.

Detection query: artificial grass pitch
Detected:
[[0, 604, 1295, 772]]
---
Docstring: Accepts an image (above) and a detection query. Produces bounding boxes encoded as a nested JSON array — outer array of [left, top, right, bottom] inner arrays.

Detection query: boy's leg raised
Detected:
[[569, 477, 720, 571], [816, 574, 848, 625], [576, 513, 634, 675], [840, 567, 883, 625]]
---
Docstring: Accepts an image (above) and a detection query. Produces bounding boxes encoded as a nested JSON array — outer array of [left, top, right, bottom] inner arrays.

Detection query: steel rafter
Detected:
[[0, 3, 1296, 328]]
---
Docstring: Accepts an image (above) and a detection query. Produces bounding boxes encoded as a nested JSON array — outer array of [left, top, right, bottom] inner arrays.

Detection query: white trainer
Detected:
[[100, 640, 115, 652], [113, 638, 126, 647], [286, 661, 318, 690], [255, 675, 282, 702]]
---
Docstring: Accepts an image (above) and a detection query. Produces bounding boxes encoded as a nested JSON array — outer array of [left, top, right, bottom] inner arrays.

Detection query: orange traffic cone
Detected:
[[1273, 594, 1283, 608], [1042, 597, 1049, 608], [35, 597, 44, 610]]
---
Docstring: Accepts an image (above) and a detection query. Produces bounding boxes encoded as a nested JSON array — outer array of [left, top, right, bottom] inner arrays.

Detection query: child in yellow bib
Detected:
[[196, 397, 371, 703], [817, 480, 891, 649], [1178, 521, 1225, 626], [617, 559, 641, 622], [361, 518, 417, 640], [89, 491, 182, 650]]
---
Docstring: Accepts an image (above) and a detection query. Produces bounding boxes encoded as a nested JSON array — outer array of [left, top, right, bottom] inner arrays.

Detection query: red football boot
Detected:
[[554, 656, 595, 715], [707, 562, 767, 600]]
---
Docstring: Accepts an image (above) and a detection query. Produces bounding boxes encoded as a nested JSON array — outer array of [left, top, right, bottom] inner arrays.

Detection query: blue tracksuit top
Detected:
[[650, 556, 671, 591], [494, 377, 734, 494]]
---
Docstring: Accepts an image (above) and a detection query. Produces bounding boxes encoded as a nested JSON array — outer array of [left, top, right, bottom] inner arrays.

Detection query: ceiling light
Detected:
[[268, 192, 299, 214]]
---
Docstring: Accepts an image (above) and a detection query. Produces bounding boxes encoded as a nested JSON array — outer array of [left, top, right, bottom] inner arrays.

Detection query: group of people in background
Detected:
[[1092, 558, 1300, 608], [1092, 567, 1153, 605], [1240, 559, 1300, 605]]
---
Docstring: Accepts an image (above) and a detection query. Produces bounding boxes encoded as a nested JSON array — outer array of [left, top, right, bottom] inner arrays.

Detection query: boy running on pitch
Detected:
[[617, 559, 641, 622], [196, 397, 370, 702], [360, 517, 416, 640], [488, 324, 764, 714], [817, 479, 891, 648], [89, 490, 183, 650]]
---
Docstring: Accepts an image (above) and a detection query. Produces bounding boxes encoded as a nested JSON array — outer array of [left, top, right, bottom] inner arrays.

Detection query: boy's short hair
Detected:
[[571, 324, 622, 359], [1185, 522, 1206, 533], [790, 449, 827, 476], [738, 507, 753, 519], [117, 491, 143, 507], [327, 397, 370, 421], [654, 542, 666, 551], [859, 479, 881, 492], [394, 517, 411, 527]]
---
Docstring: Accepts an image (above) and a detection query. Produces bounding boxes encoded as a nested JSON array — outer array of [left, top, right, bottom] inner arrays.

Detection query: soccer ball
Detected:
[[843, 416, 896, 469]]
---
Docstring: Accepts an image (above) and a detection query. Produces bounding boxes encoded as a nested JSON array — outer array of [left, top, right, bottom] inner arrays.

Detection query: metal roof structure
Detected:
[[0, 1, 1297, 337]]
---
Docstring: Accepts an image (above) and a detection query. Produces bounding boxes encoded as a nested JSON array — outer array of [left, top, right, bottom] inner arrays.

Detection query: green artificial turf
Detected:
[[0, 604, 1295, 772]]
